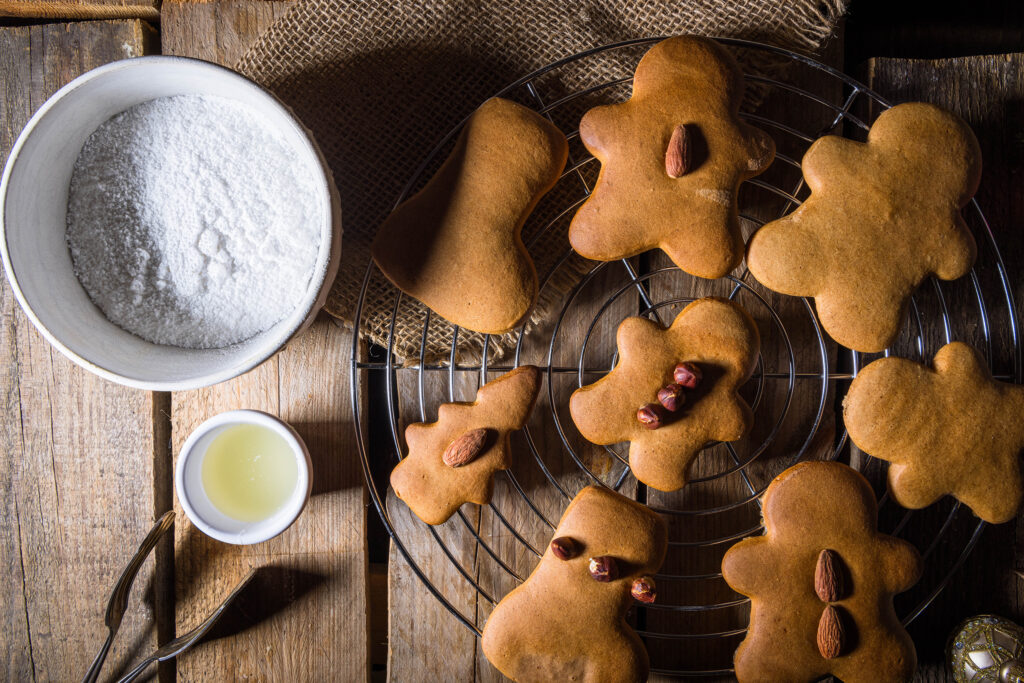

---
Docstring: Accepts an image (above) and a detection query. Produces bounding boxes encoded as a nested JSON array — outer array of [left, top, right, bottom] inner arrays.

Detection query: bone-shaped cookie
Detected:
[[844, 341, 1024, 524], [390, 365, 541, 525], [569, 297, 759, 491], [569, 35, 775, 279], [722, 461, 922, 683], [372, 97, 568, 334], [746, 102, 981, 352], [482, 485, 667, 682]]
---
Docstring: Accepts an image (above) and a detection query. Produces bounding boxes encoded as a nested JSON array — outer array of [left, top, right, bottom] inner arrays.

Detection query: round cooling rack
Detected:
[[349, 37, 1022, 677]]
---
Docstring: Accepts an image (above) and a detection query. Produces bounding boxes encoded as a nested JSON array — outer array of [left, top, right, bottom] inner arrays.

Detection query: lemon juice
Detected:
[[201, 423, 298, 522]]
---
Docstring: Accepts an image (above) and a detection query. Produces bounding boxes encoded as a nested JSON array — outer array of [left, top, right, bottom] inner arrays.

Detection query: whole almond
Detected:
[[817, 604, 845, 659], [814, 549, 844, 603], [442, 428, 488, 467], [665, 124, 691, 178]]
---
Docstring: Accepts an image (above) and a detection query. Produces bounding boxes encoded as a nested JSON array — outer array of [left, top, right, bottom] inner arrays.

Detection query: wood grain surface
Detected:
[[644, 34, 844, 680], [4, 4, 1024, 683], [0, 19, 159, 683], [168, 322, 370, 682], [386, 369, 481, 682], [161, 3, 370, 680], [382, 34, 848, 683], [383, 197, 642, 682], [866, 53, 1024, 682], [0, 1, 159, 21], [161, 0, 291, 68]]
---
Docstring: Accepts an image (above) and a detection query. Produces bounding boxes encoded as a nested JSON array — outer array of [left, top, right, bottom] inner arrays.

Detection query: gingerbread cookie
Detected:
[[843, 341, 1024, 524], [390, 365, 541, 525], [722, 461, 921, 682], [568, 36, 775, 279], [746, 102, 981, 352], [372, 97, 568, 334], [569, 297, 759, 491], [481, 485, 667, 682]]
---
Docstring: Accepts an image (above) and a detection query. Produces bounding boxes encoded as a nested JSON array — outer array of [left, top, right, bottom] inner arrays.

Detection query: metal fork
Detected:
[[82, 510, 176, 683], [115, 568, 258, 683], [82, 512, 258, 683]]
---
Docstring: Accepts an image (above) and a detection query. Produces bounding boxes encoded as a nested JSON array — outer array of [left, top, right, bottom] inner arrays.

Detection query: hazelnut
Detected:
[[588, 556, 619, 582], [673, 362, 702, 389], [549, 536, 579, 561], [631, 576, 657, 603], [637, 403, 664, 429], [657, 383, 685, 412]]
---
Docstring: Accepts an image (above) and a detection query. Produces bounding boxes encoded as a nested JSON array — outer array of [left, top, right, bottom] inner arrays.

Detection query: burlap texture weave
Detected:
[[235, 1, 846, 362]]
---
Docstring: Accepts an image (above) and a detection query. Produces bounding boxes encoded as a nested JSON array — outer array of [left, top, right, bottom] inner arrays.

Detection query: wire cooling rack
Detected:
[[349, 38, 1022, 677]]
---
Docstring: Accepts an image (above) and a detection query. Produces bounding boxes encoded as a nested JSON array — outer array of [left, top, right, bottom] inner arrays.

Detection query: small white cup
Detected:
[[175, 409, 312, 545]]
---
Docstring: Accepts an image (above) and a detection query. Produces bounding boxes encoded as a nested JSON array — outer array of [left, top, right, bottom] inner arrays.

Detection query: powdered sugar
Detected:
[[66, 94, 321, 349]]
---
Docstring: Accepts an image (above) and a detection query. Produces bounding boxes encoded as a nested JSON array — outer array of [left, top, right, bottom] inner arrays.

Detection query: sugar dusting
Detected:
[[66, 94, 321, 349]]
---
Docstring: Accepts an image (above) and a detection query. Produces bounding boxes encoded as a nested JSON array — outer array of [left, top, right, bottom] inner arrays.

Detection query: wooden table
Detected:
[[1, 3, 1022, 682]]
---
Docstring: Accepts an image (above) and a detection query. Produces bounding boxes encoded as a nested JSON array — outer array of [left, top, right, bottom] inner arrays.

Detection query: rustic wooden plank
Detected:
[[471, 253, 641, 683], [867, 53, 1024, 683], [162, 4, 369, 680], [380, 139, 639, 680], [0, 19, 159, 683], [385, 369, 480, 682], [160, 0, 292, 70], [636, 34, 844, 680], [0, 1, 159, 21], [170, 321, 370, 681], [380, 36, 846, 680]]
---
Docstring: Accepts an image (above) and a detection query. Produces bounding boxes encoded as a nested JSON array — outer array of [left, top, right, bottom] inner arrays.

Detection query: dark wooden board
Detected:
[[866, 53, 1024, 682], [0, 19, 160, 683], [161, 3, 371, 680]]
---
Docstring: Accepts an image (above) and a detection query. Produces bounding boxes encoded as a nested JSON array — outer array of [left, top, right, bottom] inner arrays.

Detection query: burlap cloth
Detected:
[[235, 1, 846, 363]]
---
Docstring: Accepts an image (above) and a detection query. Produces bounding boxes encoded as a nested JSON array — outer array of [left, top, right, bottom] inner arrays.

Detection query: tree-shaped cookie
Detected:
[[569, 36, 775, 279], [390, 365, 541, 525], [746, 102, 981, 352], [844, 341, 1024, 524], [722, 461, 922, 683], [569, 297, 759, 492], [372, 97, 568, 334], [482, 485, 667, 682]]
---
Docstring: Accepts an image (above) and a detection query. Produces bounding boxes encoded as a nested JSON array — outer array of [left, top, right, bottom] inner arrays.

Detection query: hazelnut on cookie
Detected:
[[482, 485, 667, 682], [569, 297, 759, 492]]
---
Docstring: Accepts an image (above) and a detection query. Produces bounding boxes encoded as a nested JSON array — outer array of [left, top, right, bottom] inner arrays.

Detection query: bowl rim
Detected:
[[0, 55, 341, 392], [175, 409, 313, 545]]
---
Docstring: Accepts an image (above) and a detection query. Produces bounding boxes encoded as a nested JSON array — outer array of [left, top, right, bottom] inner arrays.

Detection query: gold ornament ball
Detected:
[[949, 614, 1024, 682]]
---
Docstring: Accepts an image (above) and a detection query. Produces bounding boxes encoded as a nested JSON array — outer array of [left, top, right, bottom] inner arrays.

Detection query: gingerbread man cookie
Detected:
[[569, 297, 759, 492], [481, 485, 667, 682], [569, 35, 775, 279], [746, 102, 981, 352], [390, 365, 541, 525], [844, 341, 1024, 524], [722, 461, 922, 683], [372, 97, 568, 334]]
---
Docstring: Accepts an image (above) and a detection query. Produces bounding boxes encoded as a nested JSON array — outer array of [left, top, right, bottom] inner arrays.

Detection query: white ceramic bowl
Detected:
[[176, 410, 312, 545], [0, 56, 342, 390]]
